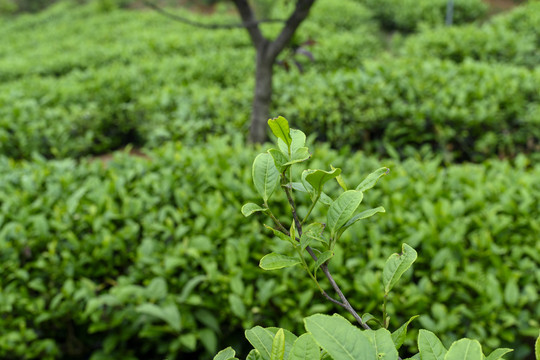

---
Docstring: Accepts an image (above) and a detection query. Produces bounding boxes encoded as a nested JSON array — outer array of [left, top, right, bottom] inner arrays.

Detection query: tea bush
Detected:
[[277, 58, 540, 162], [401, 2, 540, 68], [353, 0, 487, 32], [1, 139, 538, 359]]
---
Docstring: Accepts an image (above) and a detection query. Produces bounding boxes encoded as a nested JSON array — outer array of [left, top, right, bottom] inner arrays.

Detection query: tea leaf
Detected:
[[383, 243, 417, 294], [259, 253, 301, 270], [327, 190, 364, 239], [270, 329, 285, 360], [485, 348, 513, 360], [418, 330, 447, 360], [356, 167, 390, 192], [444, 338, 483, 360], [252, 153, 280, 203], [268, 116, 292, 152], [241, 203, 267, 217], [391, 315, 419, 350], [289, 334, 319, 360]]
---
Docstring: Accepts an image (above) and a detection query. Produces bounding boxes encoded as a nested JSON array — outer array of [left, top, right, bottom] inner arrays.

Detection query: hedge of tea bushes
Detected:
[[1, 138, 539, 359], [353, 0, 487, 32], [0, 0, 383, 159], [401, 2, 540, 68], [276, 57, 540, 162]]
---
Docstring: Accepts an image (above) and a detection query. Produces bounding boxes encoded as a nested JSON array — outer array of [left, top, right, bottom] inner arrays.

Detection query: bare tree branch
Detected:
[[268, 0, 316, 59], [230, 0, 266, 47], [143, 0, 284, 33]]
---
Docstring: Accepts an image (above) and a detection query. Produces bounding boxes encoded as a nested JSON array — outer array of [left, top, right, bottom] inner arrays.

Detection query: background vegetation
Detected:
[[0, 0, 538, 359]]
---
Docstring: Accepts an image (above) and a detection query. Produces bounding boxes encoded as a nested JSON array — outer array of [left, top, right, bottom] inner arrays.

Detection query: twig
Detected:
[[142, 0, 285, 30]]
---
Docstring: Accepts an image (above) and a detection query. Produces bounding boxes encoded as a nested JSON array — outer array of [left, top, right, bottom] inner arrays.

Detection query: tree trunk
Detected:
[[249, 46, 274, 143]]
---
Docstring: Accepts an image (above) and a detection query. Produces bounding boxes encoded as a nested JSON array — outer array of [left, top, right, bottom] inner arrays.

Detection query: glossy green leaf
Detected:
[[391, 315, 419, 350], [319, 192, 333, 206], [252, 153, 280, 203], [313, 251, 333, 273], [290, 129, 306, 154], [284, 147, 310, 165], [266, 327, 298, 360], [246, 349, 263, 360], [300, 223, 326, 250], [259, 253, 300, 270], [270, 329, 286, 360], [365, 328, 399, 360], [268, 116, 292, 151], [331, 165, 347, 191], [245, 326, 274, 360], [304, 314, 376, 360], [290, 182, 308, 192], [383, 243, 417, 294], [356, 167, 390, 192], [339, 206, 385, 237], [327, 190, 364, 239], [264, 225, 295, 244], [485, 347, 513, 360], [213, 347, 237, 360], [444, 338, 483, 360], [418, 330, 447, 360], [241, 203, 267, 217], [268, 148, 289, 173], [289, 334, 320, 360], [304, 168, 341, 196]]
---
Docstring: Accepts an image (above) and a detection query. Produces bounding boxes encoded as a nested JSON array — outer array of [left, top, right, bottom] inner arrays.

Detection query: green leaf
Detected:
[[246, 326, 274, 360], [319, 193, 333, 206], [418, 330, 447, 360], [313, 251, 333, 273], [289, 334, 320, 360], [444, 338, 483, 360], [268, 116, 292, 151], [252, 153, 280, 203], [267, 327, 298, 360], [356, 167, 390, 192], [264, 225, 295, 244], [285, 147, 310, 165], [300, 223, 326, 250], [362, 313, 383, 327], [304, 168, 341, 196], [290, 129, 306, 154], [246, 349, 263, 360], [338, 206, 385, 237], [213, 347, 237, 360], [268, 149, 289, 173], [391, 315, 419, 350], [327, 190, 364, 239], [535, 332, 539, 360], [383, 243, 417, 294], [331, 165, 347, 191], [365, 328, 399, 360], [304, 314, 376, 360], [136, 303, 181, 332], [241, 203, 267, 217], [290, 182, 308, 192], [271, 329, 286, 360], [485, 348, 513, 360], [260, 253, 300, 270]]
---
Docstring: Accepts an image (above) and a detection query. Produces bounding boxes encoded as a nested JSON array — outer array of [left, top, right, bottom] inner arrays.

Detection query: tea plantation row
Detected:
[[1, 139, 538, 359], [1, 1, 539, 161]]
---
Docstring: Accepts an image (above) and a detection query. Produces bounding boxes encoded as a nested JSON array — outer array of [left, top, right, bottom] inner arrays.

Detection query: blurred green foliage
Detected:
[[401, 2, 540, 68], [1, 1, 539, 162], [353, 0, 487, 32], [0, 140, 538, 359]]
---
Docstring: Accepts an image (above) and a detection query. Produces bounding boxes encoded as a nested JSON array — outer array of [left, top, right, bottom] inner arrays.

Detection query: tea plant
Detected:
[[214, 116, 538, 360]]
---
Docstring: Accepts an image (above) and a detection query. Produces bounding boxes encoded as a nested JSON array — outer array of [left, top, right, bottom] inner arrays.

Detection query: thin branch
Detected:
[[230, 0, 266, 47], [268, 0, 316, 59], [284, 187, 303, 236], [143, 0, 284, 30]]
